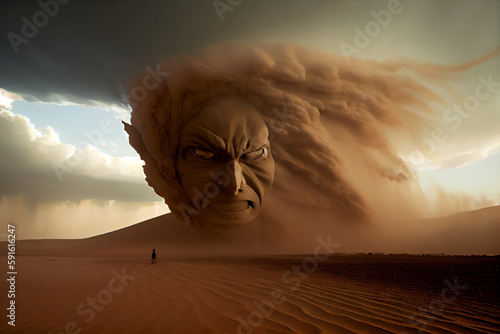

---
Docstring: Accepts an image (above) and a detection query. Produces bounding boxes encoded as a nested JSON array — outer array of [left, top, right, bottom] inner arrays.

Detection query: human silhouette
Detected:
[[151, 248, 157, 264]]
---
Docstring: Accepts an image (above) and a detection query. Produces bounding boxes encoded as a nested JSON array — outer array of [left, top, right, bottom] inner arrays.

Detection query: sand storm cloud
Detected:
[[123, 43, 499, 236]]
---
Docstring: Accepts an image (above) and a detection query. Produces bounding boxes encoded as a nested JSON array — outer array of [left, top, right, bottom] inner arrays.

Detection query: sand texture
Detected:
[[1, 251, 499, 333]]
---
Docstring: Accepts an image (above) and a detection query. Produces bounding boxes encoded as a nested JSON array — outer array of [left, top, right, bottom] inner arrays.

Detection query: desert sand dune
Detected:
[[2, 206, 499, 333], [1, 254, 499, 333]]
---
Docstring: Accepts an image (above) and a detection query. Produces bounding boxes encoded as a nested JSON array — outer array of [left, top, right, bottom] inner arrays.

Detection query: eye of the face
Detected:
[[242, 146, 268, 161], [191, 148, 215, 159]]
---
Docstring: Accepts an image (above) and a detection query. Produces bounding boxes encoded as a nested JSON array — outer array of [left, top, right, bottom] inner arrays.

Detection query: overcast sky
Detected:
[[0, 0, 499, 239]]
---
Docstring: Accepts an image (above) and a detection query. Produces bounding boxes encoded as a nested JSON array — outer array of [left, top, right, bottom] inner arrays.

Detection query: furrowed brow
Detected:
[[187, 125, 226, 151]]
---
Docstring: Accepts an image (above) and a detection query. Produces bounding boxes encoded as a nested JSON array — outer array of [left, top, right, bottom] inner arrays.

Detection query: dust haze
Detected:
[[124, 43, 499, 253]]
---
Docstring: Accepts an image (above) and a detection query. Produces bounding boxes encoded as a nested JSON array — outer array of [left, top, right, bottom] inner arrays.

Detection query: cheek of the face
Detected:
[[176, 158, 228, 211], [240, 151, 275, 202]]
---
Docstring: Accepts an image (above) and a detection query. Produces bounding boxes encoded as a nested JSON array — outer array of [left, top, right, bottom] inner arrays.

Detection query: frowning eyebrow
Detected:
[[181, 125, 227, 151]]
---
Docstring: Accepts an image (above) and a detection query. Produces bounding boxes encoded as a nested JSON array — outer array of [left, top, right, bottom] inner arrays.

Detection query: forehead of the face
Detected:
[[181, 96, 269, 155]]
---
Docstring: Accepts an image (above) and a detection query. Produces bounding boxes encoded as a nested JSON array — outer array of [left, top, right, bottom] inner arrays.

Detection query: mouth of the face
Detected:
[[209, 199, 255, 214], [201, 198, 259, 226]]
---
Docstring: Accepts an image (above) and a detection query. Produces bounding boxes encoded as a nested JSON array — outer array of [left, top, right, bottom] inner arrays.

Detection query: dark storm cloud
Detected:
[[0, 0, 343, 106], [1, 0, 497, 107]]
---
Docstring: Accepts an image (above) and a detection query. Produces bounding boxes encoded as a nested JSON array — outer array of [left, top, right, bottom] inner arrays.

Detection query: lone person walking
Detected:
[[151, 248, 157, 264]]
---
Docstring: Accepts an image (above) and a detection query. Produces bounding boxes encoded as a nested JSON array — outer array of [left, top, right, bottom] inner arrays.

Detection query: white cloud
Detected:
[[407, 137, 500, 171], [0, 90, 14, 109], [0, 108, 160, 204], [0, 103, 169, 240]]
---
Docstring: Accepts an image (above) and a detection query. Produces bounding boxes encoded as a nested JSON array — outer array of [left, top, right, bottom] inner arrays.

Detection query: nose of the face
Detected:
[[226, 160, 246, 195]]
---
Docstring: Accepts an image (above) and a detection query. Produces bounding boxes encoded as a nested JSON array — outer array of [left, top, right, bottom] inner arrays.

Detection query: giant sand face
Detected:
[[175, 96, 274, 226], [124, 43, 486, 238]]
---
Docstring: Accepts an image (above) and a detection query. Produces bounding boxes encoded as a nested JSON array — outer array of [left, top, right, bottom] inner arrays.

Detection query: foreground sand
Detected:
[[1, 253, 499, 334]]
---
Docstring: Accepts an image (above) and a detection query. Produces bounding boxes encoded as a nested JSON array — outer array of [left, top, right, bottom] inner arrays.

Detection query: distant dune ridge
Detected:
[[13, 204, 500, 257]]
